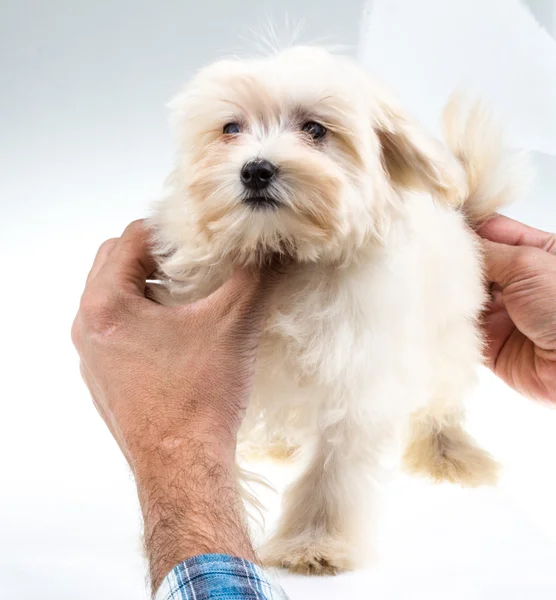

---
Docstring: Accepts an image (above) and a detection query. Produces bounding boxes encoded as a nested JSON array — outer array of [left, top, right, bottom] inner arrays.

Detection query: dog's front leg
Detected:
[[260, 402, 397, 575]]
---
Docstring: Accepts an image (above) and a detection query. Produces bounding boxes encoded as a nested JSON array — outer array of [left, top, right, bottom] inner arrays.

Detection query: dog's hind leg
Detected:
[[403, 406, 499, 487], [403, 318, 499, 487]]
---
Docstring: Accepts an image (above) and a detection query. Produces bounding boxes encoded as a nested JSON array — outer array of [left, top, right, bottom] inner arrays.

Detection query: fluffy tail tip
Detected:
[[442, 91, 532, 225]]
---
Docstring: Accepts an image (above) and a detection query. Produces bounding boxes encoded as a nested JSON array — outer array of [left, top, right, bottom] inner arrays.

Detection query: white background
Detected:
[[1, 1, 556, 598]]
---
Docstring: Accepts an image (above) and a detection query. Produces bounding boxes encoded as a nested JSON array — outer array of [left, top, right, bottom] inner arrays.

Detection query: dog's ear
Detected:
[[372, 90, 467, 208]]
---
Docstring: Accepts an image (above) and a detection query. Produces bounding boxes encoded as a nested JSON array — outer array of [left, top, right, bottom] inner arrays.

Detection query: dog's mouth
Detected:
[[242, 193, 282, 210]]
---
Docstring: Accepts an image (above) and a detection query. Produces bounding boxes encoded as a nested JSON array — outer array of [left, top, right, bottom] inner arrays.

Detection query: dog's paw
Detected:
[[440, 442, 500, 487], [264, 441, 300, 462], [260, 534, 355, 575], [240, 438, 300, 464], [404, 427, 500, 487]]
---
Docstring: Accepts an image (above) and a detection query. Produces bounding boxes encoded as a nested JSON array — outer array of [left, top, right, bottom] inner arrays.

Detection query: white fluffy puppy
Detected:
[[150, 46, 525, 575]]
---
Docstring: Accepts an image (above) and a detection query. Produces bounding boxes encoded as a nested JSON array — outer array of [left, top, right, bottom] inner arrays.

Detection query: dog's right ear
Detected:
[[370, 85, 467, 208]]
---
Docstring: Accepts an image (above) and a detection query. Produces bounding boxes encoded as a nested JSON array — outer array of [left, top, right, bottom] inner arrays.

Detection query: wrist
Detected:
[[131, 430, 255, 592], [128, 417, 238, 478]]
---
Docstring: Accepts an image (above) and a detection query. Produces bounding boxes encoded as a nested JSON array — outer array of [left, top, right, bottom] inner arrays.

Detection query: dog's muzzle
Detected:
[[241, 159, 280, 209]]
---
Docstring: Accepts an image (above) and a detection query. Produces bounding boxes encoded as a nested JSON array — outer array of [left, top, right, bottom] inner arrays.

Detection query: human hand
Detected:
[[72, 220, 281, 590], [479, 214, 556, 403]]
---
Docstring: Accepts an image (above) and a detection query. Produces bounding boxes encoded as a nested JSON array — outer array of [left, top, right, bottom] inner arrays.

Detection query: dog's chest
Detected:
[[256, 266, 367, 387]]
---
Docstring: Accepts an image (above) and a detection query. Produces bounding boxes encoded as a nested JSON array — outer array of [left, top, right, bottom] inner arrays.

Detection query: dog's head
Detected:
[[163, 46, 465, 265]]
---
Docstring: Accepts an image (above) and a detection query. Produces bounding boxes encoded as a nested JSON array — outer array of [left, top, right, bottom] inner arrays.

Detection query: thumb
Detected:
[[478, 214, 556, 254], [97, 220, 156, 297], [482, 239, 545, 288], [204, 264, 284, 319]]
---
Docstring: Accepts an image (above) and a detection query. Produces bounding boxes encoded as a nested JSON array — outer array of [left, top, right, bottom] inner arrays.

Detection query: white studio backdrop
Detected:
[[1, 1, 555, 599]]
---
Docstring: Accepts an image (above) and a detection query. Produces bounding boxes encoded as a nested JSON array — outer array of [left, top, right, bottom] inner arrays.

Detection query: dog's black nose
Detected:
[[240, 159, 276, 190]]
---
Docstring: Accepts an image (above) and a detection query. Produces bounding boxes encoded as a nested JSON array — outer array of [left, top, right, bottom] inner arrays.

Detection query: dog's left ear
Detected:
[[373, 91, 467, 208]]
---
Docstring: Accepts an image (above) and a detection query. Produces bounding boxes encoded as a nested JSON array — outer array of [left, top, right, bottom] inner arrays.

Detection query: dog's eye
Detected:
[[223, 122, 241, 135], [302, 121, 327, 140]]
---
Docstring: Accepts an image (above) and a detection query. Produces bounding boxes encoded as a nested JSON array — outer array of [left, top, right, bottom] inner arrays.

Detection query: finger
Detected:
[[478, 214, 556, 254], [482, 239, 546, 288], [481, 305, 515, 371], [205, 268, 271, 314], [201, 262, 285, 320], [86, 238, 118, 284], [95, 220, 157, 297]]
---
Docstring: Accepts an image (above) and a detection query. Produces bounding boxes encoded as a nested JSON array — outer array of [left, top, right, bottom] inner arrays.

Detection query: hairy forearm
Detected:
[[135, 438, 256, 593]]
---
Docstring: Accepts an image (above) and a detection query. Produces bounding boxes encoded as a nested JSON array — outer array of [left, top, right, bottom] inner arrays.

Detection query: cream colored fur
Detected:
[[149, 47, 527, 574]]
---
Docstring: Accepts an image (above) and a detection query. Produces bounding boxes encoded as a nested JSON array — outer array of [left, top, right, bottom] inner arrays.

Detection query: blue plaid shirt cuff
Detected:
[[154, 554, 289, 600]]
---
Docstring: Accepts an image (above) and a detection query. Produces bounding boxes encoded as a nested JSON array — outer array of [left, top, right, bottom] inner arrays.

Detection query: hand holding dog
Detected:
[[71, 220, 280, 590], [479, 215, 556, 403]]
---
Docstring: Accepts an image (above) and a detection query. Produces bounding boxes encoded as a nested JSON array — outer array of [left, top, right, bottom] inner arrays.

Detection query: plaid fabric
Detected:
[[155, 554, 289, 600]]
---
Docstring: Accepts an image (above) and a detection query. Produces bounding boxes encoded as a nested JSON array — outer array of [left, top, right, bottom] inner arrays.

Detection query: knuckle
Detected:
[[78, 289, 133, 340], [79, 291, 118, 328], [99, 237, 118, 251], [123, 219, 145, 237], [70, 317, 82, 349], [98, 237, 118, 255]]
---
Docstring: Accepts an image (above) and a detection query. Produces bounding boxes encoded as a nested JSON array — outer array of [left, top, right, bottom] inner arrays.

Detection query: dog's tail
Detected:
[[442, 92, 530, 225]]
